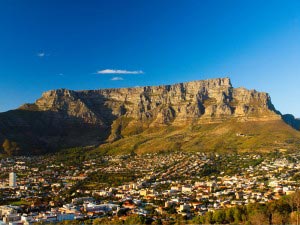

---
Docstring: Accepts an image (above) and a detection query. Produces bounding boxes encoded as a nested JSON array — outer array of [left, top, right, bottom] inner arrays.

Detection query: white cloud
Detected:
[[97, 69, 144, 74], [37, 52, 45, 57], [37, 51, 50, 57], [111, 77, 124, 81]]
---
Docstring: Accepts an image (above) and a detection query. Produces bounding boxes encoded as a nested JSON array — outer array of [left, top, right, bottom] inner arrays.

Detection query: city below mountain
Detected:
[[0, 77, 299, 155]]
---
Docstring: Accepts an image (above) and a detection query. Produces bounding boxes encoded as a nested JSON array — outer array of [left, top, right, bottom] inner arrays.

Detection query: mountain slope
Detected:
[[282, 114, 300, 130], [0, 77, 299, 155], [95, 120, 300, 155]]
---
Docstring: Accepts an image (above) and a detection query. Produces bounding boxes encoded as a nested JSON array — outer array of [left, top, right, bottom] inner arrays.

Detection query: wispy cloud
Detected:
[[37, 52, 45, 57], [111, 77, 124, 81], [97, 69, 144, 74], [58, 73, 64, 76], [37, 51, 50, 58]]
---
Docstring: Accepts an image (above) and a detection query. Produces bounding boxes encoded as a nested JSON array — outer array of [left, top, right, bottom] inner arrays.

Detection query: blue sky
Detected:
[[0, 0, 300, 117]]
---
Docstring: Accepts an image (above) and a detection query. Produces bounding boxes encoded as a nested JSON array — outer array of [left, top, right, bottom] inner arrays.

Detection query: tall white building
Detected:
[[9, 172, 16, 187]]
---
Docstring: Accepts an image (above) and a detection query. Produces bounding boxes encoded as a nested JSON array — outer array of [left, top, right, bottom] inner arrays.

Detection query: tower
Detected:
[[9, 172, 16, 187]]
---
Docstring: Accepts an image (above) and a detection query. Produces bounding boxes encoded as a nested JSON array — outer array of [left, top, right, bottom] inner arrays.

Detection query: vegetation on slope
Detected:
[[94, 120, 300, 155]]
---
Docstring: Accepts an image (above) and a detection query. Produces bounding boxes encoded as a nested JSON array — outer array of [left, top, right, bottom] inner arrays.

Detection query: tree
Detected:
[[269, 198, 291, 225], [93, 217, 111, 225], [272, 212, 288, 225], [84, 219, 93, 225], [204, 211, 214, 224], [144, 204, 155, 215], [166, 205, 177, 214], [152, 218, 163, 225], [2, 139, 12, 155], [124, 214, 146, 224], [225, 208, 235, 223], [2, 139, 20, 156], [190, 216, 204, 224], [213, 210, 226, 224], [173, 214, 186, 225], [249, 211, 269, 225], [233, 207, 242, 223], [291, 191, 300, 225]]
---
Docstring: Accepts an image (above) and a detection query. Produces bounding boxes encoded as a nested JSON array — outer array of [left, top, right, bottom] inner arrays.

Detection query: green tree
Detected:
[[144, 204, 156, 215], [249, 211, 269, 225], [93, 217, 112, 225], [2, 139, 20, 156], [204, 211, 214, 224], [233, 207, 242, 223], [213, 210, 226, 224], [291, 190, 300, 225], [3, 139, 12, 155], [166, 205, 177, 214], [268, 198, 290, 225], [152, 218, 163, 225], [124, 214, 146, 224], [225, 208, 235, 223], [173, 214, 186, 225], [84, 219, 93, 225], [190, 216, 204, 224]]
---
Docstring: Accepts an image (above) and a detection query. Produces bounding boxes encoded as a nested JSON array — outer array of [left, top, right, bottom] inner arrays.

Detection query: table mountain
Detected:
[[0, 77, 299, 155]]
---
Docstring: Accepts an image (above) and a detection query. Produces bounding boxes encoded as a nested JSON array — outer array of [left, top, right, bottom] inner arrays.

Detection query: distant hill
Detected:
[[282, 114, 300, 130], [0, 77, 299, 155]]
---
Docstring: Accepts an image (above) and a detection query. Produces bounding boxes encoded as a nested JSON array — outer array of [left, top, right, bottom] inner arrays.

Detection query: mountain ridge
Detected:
[[0, 77, 299, 155]]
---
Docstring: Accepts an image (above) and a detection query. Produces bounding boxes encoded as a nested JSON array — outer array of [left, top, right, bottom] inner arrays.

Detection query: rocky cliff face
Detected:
[[25, 77, 280, 123], [0, 77, 292, 155]]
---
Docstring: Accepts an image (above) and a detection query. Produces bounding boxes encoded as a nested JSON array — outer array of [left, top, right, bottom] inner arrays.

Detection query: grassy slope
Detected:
[[94, 119, 300, 155]]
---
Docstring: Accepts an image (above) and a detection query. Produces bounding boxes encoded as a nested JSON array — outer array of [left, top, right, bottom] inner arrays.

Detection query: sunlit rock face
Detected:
[[0, 77, 285, 154], [30, 77, 280, 124]]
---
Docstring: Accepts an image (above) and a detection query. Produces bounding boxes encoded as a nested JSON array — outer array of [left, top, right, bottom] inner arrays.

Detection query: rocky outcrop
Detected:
[[0, 77, 292, 155], [25, 78, 280, 123]]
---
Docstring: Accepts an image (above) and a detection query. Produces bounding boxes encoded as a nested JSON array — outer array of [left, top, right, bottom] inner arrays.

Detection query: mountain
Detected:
[[282, 114, 300, 130], [0, 77, 299, 155]]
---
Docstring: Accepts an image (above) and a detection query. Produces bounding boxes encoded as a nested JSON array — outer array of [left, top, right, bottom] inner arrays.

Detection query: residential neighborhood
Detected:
[[0, 150, 300, 224]]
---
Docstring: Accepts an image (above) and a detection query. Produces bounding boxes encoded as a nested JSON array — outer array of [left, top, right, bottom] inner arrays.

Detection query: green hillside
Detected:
[[94, 119, 300, 155]]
